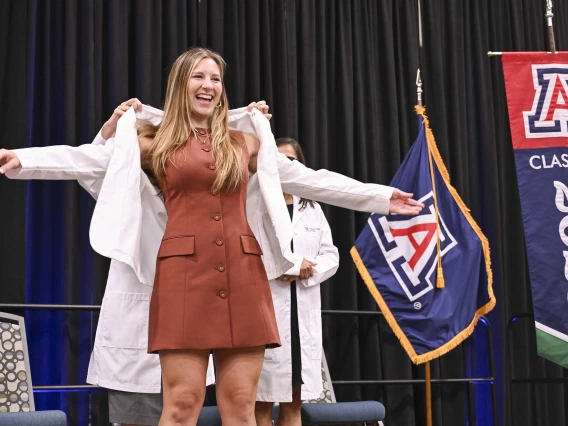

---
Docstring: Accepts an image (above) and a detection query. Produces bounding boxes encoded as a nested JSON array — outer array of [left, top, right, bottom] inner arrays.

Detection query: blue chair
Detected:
[[195, 349, 386, 426], [303, 401, 385, 425], [0, 411, 67, 426], [197, 405, 222, 426], [272, 351, 386, 425], [0, 313, 67, 425]]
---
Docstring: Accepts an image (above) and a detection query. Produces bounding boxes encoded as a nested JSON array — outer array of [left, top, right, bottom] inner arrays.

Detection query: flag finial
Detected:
[[416, 69, 423, 107]]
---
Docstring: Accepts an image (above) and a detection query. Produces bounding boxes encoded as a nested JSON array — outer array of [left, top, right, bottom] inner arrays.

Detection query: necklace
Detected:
[[195, 132, 211, 144]]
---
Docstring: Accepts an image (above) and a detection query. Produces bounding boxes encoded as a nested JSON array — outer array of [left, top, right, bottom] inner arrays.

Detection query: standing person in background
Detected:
[[255, 138, 339, 426]]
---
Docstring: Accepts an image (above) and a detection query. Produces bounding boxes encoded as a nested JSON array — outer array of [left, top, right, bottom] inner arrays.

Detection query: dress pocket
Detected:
[[241, 234, 263, 255], [101, 292, 150, 349], [158, 235, 195, 258]]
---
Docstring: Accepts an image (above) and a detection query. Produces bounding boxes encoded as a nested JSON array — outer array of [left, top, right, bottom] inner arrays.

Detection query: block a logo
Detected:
[[368, 192, 457, 302], [524, 65, 568, 138]]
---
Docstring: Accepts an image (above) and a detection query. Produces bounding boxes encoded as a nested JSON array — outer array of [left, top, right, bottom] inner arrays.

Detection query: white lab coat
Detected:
[[7, 104, 394, 393], [257, 196, 339, 402]]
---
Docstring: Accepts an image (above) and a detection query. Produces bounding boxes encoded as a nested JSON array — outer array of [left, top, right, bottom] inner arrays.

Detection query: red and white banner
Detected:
[[502, 52, 568, 368]]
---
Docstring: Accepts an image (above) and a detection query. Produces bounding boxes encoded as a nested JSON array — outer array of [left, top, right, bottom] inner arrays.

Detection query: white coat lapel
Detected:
[[291, 195, 307, 228], [90, 105, 164, 286], [228, 108, 295, 273], [90, 107, 146, 282]]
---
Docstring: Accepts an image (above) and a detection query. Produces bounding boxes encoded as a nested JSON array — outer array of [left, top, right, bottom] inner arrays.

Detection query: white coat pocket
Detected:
[[264, 347, 281, 362], [303, 228, 323, 253], [101, 292, 150, 349]]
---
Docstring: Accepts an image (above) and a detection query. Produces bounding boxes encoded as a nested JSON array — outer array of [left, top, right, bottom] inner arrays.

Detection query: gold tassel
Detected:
[[425, 110, 444, 291], [436, 266, 445, 289]]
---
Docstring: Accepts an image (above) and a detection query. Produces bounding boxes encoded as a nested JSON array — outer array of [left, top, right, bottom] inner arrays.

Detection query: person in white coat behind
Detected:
[[255, 138, 339, 426]]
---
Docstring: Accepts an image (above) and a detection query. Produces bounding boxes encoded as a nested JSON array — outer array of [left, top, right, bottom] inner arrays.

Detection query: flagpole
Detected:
[[546, 0, 557, 53], [425, 361, 432, 426], [416, 65, 433, 426], [417, 0, 433, 421], [488, 0, 557, 57]]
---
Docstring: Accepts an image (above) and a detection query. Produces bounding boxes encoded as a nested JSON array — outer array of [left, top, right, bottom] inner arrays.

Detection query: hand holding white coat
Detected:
[[0, 149, 21, 175]]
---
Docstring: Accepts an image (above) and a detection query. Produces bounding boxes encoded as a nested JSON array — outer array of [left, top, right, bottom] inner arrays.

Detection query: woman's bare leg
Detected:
[[277, 384, 302, 426], [255, 400, 275, 426], [159, 349, 210, 425], [214, 345, 265, 425]]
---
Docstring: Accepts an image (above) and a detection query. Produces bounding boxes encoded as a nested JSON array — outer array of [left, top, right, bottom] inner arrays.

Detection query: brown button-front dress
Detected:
[[147, 129, 281, 353]]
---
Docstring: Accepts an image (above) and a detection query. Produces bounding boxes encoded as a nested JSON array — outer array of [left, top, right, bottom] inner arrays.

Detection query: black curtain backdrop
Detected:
[[0, 0, 26, 305], [1, 1, 568, 425]]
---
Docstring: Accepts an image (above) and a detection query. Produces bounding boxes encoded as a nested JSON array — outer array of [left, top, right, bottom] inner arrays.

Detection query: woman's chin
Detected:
[[191, 108, 214, 122]]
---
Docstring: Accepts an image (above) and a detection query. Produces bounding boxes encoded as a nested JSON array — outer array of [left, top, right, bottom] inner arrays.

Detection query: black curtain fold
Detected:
[[2, 0, 568, 425], [0, 0, 26, 304]]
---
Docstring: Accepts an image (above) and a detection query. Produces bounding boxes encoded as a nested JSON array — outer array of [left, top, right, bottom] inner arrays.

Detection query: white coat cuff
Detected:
[[92, 130, 108, 146], [284, 254, 303, 277], [376, 186, 394, 215]]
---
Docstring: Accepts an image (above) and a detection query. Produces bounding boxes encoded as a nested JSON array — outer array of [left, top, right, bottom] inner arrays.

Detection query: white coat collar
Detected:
[[98, 104, 295, 283]]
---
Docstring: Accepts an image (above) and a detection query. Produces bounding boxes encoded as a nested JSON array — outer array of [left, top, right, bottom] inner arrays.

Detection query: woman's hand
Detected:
[[389, 189, 425, 215], [247, 100, 272, 121], [278, 258, 317, 282], [101, 98, 143, 139], [278, 274, 299, 282], [0, 149, 21, 175], [299, 258, 317, 279]]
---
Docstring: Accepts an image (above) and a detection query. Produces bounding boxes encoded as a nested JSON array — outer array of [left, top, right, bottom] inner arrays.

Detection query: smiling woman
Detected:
[[134, 48, 280, 425], [138, 49, 247, 195]]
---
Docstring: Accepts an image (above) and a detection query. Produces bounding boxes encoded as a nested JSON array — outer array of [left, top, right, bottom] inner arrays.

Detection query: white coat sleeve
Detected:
[[283, 253, 303, 278], [78, 129, 109, 199], [91, 129, 108, 146], [277, 153, 394, 215], [299, 207, 339, 288], [5, 139, 113, 181]]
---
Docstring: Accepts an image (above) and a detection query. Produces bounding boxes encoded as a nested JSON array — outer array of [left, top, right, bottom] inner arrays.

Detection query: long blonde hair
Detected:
[[142, 47, 245, 193]]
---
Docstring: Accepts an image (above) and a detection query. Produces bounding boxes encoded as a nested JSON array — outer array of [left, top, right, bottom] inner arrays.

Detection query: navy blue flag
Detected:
[[351, 107, 495, 363]]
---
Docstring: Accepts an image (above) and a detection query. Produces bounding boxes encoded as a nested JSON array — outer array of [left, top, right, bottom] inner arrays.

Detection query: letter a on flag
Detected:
[[351, 107, 495, 363]]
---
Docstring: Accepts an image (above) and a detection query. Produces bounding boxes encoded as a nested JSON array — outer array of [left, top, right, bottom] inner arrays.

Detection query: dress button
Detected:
[[213, 214, 221, 221], [219, 290, 227, 298], [202, 146, 211, 152], [217, 264, 225, 272], [215, 238, 224, 246], [208, 163, 216, 170]]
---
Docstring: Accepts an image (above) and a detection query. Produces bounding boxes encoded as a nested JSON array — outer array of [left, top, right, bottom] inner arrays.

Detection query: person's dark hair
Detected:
[[276, 137, 315, 210]]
